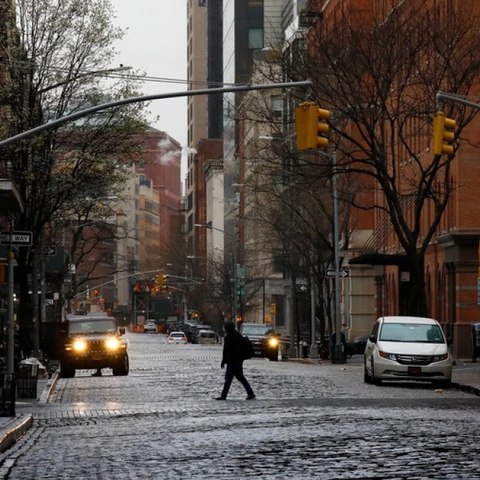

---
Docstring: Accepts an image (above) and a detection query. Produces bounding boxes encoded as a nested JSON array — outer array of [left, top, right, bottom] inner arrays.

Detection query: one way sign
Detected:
[[326, 269, 349, 278], [0, 231, 32, 246]]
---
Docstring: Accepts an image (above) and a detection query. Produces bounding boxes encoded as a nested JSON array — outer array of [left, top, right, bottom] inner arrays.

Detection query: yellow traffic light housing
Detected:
[[315, 108, 330, 148], [295, 102, 330, 151], [433, 111, 456, 155], [156, 274, 169, 284]]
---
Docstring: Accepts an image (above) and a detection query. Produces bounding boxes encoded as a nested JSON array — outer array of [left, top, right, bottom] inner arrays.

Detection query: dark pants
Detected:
[[221, 362, 254, 398]]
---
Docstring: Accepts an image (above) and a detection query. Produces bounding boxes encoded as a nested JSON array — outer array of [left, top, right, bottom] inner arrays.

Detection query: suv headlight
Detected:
[[268, 338, 279, 348], [73, 340, 87, 352], [106, 338, 120, 350], [378, 350, 396, 361]]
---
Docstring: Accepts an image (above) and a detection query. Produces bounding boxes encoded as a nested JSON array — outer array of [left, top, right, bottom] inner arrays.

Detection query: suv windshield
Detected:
[[241, 325, 274, 336], [69, 320, 117, 335], [379, 323, 445, 343]]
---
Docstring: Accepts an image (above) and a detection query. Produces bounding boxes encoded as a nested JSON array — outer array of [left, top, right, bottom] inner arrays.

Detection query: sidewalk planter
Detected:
[[17, 364, 38, 399], [0, 373, 16, 416]]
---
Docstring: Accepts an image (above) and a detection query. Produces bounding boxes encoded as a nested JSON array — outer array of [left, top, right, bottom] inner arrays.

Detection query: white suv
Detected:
[[364, 316, 452, 387]]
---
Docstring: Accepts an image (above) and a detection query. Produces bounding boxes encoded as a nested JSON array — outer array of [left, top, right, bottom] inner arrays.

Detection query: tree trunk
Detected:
[[407, 254, 428, 317]]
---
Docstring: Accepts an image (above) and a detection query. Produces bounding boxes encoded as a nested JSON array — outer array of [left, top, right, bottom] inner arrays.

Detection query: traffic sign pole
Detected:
[[331, 151, 345, 364]]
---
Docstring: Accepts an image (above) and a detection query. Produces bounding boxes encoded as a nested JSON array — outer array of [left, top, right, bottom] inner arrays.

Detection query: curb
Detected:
[[39, 371, 60, 404], [451, 382, 480, 397], [0, 415, 33, 453]]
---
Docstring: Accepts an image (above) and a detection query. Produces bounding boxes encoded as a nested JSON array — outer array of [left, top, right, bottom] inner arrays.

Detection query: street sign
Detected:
[[0, 231, 32, 246], [44, 246, 56, 256], [326, 269, 349, 278]]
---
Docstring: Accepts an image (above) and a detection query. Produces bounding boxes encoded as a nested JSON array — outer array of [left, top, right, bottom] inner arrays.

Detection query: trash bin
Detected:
[[472, 323, 480, 362], [0, 373, 16, 416], [17, 364, 38, 399]]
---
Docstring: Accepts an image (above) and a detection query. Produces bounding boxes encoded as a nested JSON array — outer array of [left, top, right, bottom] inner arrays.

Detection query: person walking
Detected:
[[215, 321, 256, 400]]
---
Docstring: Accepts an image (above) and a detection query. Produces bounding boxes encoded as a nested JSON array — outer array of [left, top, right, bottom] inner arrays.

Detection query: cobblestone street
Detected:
[[2, 332, 480, 479]]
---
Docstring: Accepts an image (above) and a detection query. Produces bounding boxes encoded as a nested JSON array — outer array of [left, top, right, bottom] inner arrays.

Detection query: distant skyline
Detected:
[[112, 1, 188, 179]]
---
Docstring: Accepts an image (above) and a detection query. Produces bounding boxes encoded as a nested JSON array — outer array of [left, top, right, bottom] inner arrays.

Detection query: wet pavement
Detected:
[[0, 336, 479, 479]]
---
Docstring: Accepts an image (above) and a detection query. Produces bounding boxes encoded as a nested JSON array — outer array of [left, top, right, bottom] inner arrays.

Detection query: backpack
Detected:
[[241, 334, 254, 360]]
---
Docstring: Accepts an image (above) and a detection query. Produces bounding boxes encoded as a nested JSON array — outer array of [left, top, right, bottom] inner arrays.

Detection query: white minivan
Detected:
[[364, 316, 452, 387]]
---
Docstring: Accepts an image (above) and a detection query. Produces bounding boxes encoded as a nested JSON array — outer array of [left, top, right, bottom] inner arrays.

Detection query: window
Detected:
[[271, 95, 283, 118], [248, 28, 263, 49], [248, 0, 263, 50]]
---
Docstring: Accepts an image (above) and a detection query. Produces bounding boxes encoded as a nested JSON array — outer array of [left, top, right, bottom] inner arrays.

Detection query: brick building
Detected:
[[305, 0, 480, 358]]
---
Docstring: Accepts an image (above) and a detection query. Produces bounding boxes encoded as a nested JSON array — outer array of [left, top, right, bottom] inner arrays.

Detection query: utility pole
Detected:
[[331, 151, 345, 364]]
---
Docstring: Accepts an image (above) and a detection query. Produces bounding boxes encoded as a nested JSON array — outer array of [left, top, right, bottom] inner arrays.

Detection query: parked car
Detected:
[[347, 335, 369, 355], [239, 323, 280, 361], [166, 332, 188, 344], [190, 324, 214, 344], [364, 316, 452, 387], [144, 320, 158, 334], [196, 329, 217, 344]]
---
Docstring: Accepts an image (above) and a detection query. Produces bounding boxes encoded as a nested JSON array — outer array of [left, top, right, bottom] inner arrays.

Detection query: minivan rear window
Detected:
[[379, 323, 445, 343]]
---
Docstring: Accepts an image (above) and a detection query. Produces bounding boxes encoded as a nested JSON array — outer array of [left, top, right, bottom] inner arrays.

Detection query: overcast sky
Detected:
[[111, 1, 188, 165]]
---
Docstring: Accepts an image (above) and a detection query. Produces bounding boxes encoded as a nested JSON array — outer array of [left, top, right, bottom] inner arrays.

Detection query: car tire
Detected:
[[371, 360, 382, 386], [364, 363, 372, 384], [269, 352, 279, 362], [113, 355, 130, 376], [61, 362, 75, 378]]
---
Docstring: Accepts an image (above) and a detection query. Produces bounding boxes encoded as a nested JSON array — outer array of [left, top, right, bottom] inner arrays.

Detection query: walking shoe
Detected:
[[246, 394, 256, 400], [214, 396, 226, 400]]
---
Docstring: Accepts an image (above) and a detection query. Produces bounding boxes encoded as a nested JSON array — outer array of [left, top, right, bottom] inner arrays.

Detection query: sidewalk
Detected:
[[0, 372, 58, 453], [0, 361, 478, 454]]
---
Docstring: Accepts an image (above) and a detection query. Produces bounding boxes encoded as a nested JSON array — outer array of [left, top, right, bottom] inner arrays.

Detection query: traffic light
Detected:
[[270, 303, 276, 316], [155, 274, 169, 284], [432, 111, 456, 155], [295, 101, 330, 151]]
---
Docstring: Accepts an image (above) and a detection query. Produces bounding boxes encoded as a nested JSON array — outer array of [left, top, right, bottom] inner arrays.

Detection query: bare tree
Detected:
[[0, 0, 149, 353], [288, 2, 480, 316]]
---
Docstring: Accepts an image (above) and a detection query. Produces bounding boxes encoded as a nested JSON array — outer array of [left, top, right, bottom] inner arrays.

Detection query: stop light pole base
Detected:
[[332, 345, 346, 364]]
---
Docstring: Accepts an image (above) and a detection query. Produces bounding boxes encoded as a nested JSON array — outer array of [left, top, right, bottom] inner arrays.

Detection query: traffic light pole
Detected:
[[330, 151, 345, 364], [436, 91, 480, 111], [0, 81, 312, 148]]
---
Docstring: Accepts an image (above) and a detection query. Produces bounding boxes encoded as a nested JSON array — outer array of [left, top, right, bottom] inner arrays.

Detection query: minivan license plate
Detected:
[[408, 366, 421, 375]]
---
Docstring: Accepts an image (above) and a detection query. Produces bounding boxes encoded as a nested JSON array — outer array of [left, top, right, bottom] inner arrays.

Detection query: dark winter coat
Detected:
[[222, 330, 244, 365]]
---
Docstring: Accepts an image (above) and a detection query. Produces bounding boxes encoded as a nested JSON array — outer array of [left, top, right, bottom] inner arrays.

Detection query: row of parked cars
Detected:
[[143, 319, 219, 345]]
